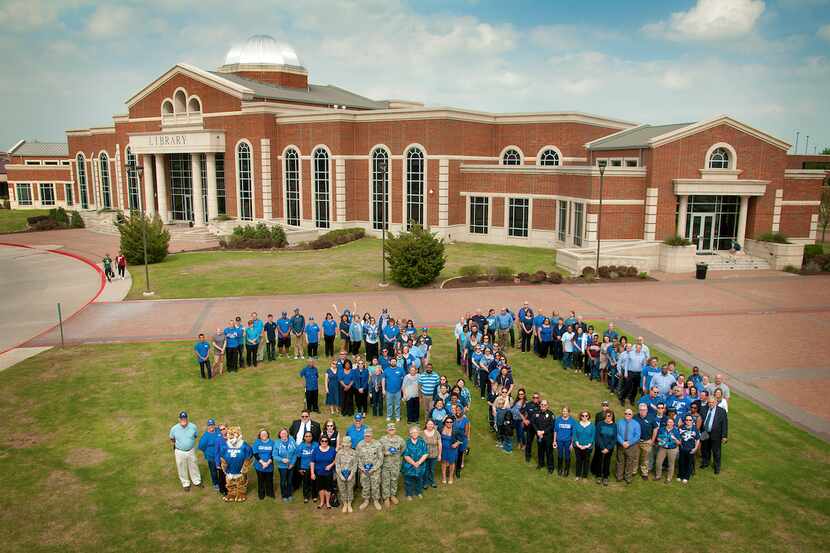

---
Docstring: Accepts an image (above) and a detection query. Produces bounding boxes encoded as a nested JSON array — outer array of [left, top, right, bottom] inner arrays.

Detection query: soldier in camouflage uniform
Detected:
[[356, 427, 384, 511], [335, 435, 358, 513], [379, 423, 405, 506]]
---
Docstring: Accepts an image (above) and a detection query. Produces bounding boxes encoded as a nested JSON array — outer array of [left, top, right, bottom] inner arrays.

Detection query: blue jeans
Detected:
[[423, 457, 437, 487], [386, 392, 401, 420], [207, 460, 220, 486], [404, 475, 422, 496], [502, 433, 513, 452], [563, 351, 573, 369], [515, 423, 526, 446], [590, 360, 600, 381]]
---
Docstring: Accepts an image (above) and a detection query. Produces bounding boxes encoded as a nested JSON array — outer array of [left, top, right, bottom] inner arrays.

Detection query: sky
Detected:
[[1, 0, 829, 153]]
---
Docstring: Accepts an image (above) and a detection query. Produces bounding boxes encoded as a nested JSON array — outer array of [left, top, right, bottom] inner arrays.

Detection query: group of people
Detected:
[[101, 253, 126, 282], [454, 304, 730, 485]]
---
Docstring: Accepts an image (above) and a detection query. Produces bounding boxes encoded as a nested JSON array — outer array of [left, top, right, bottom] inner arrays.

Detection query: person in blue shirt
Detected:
[[603, 322, 620, 342], [264, 314, 277, 361], [276, 311, 291, 358], [290, 307, 306, 360], [194, 333, 211, 379], [634, 403, 658, 480], [495, 308, 512, 350], [639, 386, 665, 416], [348, 317, 363, 355], [346, 414, 367, 448], [244, 319, 260, 367], [667, 385, 692, 420], [382, 357, 405, 422], [310, 435, 337, 508], [538, 318, 554, 358], [213, 423, 228, 496], [591, 410, 616, 485], [689, 365, 704, 391], [654, 417, 681, 482], [572, 410, 595, 481], [252, 429, 275, 499], [233, 317, 246, 369], [615, 408, 641, 484], [339, 359, 356, 417], [305, 316, 320, 359], [296, 431, 319, 503], [300, 359, 320, 413], [382, 320, 400, 351], [170, 411, 202, 490], [353, 358, 370, 415], [197, 418, 221, 489], [273, 428, 297, 502], [364, 317, 380, 363], [531, 312, 546, 354], [324, 360, 340, 416], [677, 415, 701, 483], [251, 312, 264, 363], [554, 407, 575, 477], [649, 362, 677, 396], [560, 326, 575, 369], [224, 320, 239, 372], [219, 426, 253, 502], [322, 313, 337, 358]]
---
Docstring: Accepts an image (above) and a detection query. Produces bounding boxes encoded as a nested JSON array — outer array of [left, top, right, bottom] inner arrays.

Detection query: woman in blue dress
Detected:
[[440, 416, 461, 485], [452, 404, 470, 479], [324, 360, 340, 416]]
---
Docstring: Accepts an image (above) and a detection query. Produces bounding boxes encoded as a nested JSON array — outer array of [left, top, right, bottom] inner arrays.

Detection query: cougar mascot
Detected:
[[220, 426, 253, 502]]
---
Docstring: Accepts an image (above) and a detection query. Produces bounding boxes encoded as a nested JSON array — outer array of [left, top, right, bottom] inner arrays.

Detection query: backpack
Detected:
[[501, 410, 515, 435]]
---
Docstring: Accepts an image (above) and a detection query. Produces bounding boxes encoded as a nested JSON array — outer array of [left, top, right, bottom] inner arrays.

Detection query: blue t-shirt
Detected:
[[224, 326, 239, 348], [300, 365, 319, 390], [296, 441, 318, 470], [245, 326, 259, 344], [346, 425, 366, 448], [306, 323, 320, 344], [252, 438, 274, 472], [540, 325, 554, 341], [382, 325, 400, 343], [290, 314, 305, 334], [194, 341, 210, 360], [323, 319, 337, 337], [311, 446, 337, 475], [277, 317, 291, 335], [679, 427, 700, 451], [532, 314, 546, 329], [383, 365, 405, 394], [197, 428, 220, 461], [554, 416, 575, 443], [252, 319, 263, 337], [221, 442, 253, 474], [634, 414, 657, 441], [667, 396, 692, 419], [264, 321, 277, 340], [170, 422, 198, 450]]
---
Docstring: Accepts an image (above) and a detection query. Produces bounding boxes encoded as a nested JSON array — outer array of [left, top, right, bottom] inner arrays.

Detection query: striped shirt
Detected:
[[418, 372, 440, 396]]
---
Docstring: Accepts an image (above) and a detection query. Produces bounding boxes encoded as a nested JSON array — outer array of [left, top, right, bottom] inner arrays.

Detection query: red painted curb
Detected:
[[0, 242, 106, 355]]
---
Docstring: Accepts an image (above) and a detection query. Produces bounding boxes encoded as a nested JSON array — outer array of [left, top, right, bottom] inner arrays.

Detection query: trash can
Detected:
[[695, 262, 708, 280]]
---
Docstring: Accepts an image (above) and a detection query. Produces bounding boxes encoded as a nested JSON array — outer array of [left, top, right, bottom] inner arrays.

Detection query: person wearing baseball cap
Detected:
[[346, 413, 366, 449], [169, 411, 202, 491], [197, 418, 222, 490], [595, 400, 612, 424]]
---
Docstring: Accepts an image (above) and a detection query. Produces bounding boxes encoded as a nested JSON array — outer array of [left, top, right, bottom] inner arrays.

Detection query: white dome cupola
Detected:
[[217, 34, 308, 89]]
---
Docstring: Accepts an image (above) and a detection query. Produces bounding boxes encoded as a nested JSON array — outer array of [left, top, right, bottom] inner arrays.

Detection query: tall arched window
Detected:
[[502, 148, 522, 165], [708, 147, 730, 169], [371, 148, 389, 230], [76, 153, 89, 209], [99, 152, 112, 208], [284, 148, 301, 226], [405, 147, 425, 229], [125, 146, 141, 210], [313, 148, 330, 228], [236, 142, 253, 220], [539, 149, 560, 166]]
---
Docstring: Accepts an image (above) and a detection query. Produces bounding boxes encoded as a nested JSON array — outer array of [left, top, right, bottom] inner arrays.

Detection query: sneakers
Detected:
[[384, 498, 391, 508], [183, 486, 191, 492], [407, 496, 413, 501], [602, 478, 609, 486], [390, 496, 399, 505], [346, 503, 353, 513], [359, 500, 369, 511], [373, 500, 382, 511]]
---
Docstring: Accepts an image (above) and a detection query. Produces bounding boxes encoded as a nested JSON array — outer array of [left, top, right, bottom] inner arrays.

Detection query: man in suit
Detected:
[[289, 410, 322, 445], [699, 396, 728, 474]]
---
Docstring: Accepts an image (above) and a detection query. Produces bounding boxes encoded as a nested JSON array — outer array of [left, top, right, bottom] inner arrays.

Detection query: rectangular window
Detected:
[[168, 153, 193, 222], [39, 183, 55, 206], [573, 202, 584, 246], [16, 184, 32, 205], [557, 200, 568, 242], [64, 184, 73, 206], [508, 198, 529, 237], [25, 160, 41, 166], [610, 159, 622, 167], [216, 153, 226, 215], [199, 154, 208, 223], [469, 196, 489, 234], [44, 160, 59, 166], [625, 159, 638, 167], [61, 160, 70, 166]]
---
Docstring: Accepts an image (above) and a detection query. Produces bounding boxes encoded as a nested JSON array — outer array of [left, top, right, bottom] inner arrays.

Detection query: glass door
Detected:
[[168, 153, 193, 222], [691, 213, 715, 253]]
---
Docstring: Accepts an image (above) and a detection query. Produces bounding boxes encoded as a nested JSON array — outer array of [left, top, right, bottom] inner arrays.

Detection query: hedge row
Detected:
[[309, 228, 365, 250]]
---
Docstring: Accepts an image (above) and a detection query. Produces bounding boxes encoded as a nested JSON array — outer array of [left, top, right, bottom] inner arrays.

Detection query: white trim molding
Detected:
[[458, 191, 644, 205], [672, 179, 769, 196], [704, 142, 738, 171], [650, 115, 790, 151], [460, 164, 647, 177], [126, 63, 255, 108], [784, 169, 830, 180], [260, 138, 272, 220]]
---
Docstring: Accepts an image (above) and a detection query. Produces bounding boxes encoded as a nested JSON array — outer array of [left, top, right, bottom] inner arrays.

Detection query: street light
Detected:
[[379, 157, 388, 286], [128, 158, 153, 296], [596, 159, 607, 272]]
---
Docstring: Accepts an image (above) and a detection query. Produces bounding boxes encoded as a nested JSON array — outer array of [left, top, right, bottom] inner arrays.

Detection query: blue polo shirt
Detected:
[[383, 365, 405, 394], [300, 365, 319, 390], [306, 323, 320, 344], [383, 325, 399, 343], [634, 413, 657, 441], [346, 424, 366, 448], [170, 422, 198, 451], [323, 319, 337, 337], [194, 341, 210, 360], [224, 326, 239, 348], [277, 317, 291, 335], [554, 416, 575, 443]]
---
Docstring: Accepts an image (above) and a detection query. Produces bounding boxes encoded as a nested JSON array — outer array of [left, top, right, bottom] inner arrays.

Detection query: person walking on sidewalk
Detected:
[[102, 254, 114, 282], [115, 253, 127, 279]]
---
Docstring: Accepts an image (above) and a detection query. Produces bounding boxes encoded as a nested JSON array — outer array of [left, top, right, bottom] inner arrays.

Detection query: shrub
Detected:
[[309, 227, 364, 249], [583, 272, 597, 282], [228, 223, 286, 249], [116, 212, 170, 265], [459, 265, 483, 280], [784, 264, 800, 273], [804, 244, 824, 259], [517, 272, 530, 282], [31, 218, 62, 231], [384, 224, 446, 288], [48, 207, 69, 225], [491, 266, 514, 281], [529, 271, 546, 283], [597, 265, 611, 278], [27, 215, 50, 226], [625, 266, 638, 277], [609, 271, 620, 280], [638, 271, 649, 279], [663, 235, 692, 246], [547, 271, 563, 284], [70, 211, 85, 228], [757, 231, 791, 244], [581, 266, 596, 277], [801, 261, 822, 274]]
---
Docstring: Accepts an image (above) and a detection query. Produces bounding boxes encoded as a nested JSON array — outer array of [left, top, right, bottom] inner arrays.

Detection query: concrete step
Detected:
[[698, 255, 770, 271]]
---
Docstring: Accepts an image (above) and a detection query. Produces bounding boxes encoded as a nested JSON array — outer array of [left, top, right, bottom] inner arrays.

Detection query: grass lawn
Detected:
[[1, 328, 827, 553], [127, 238, 560, 299], [0, 208, 49, 234]]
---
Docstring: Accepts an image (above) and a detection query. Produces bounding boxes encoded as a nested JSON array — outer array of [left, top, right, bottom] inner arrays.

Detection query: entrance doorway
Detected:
[[690, 213, 715, 253], [168, 153, 193, 222]]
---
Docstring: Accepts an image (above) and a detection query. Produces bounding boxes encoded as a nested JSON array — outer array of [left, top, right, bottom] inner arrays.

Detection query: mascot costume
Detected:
[[220, 426, 253, 502]]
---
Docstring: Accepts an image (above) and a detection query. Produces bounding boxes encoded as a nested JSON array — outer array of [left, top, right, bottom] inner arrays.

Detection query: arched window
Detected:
[[284, 148, 301, 226], [162, 100, 174, 116], [174, 90, 187, 113], [539, 148, 560, 166], [405, 147, 425, 229], [371, 148, 389, 230], [125, 147, 141, 210], [502, 148, 522, 165], [708, 147, 731, 169], [313, 148, 330, 228], [76, 153, 89, 209], [236, 142, 253, 220], [99, 152, 112, 208], [188, 97, 202, 113]]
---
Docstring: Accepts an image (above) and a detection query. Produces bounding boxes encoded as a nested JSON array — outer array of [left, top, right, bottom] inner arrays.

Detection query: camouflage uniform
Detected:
[[356, 437, 384, 501], [379, 434, 405, 499], [335, 437, 358, 503]]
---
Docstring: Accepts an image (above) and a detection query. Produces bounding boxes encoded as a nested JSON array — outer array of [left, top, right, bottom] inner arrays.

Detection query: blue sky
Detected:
[[1, 0, 828, 152]]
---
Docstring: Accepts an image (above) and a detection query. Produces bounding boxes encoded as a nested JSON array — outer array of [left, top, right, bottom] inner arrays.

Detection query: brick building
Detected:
[[6, 35, 828, 265]]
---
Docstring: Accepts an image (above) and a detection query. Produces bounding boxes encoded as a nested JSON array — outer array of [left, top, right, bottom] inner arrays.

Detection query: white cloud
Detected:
[[659, 70, 693, 90], [643, 0, 765, 41], [87, 5, 134, 38], [0, 0, 64, 30], [819, 24, 830, 41]]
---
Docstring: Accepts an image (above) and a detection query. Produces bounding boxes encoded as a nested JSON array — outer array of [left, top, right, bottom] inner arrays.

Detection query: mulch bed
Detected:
[[442, 275, 654, 289]]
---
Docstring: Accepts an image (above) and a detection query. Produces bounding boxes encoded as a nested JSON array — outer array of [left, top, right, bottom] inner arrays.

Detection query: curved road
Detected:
[[0, 244, 102, 352]]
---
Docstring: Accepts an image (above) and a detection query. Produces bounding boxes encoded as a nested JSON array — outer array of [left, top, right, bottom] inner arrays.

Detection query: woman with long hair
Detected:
[[339, 359, 355, 417], [440, 417, 461, 485], [591, 410, 616, 486]]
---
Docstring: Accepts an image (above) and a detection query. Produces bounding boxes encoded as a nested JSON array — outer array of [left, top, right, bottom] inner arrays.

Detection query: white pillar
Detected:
[[191, 153, 205, 226], [206, 152, 218, 221], [677, 195, 689, 238], [155, 154, 169, 223], [737, 196, 749, 246], [143, 155, 155, 216]]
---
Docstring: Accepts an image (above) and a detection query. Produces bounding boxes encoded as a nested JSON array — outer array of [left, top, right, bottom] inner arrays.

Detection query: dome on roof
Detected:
[[222, 34, 303, 68]]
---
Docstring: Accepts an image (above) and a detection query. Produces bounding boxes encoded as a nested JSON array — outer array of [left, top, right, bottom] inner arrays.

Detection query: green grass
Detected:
[[0, 208, 49, 234], [0, 328, 827, 553], [127, 238, 560, 299]]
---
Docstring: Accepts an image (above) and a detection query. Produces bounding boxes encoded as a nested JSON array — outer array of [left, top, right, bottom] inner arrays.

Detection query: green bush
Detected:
[[663, 235, 692, 246], [625, 266, 639, 277], [517, 272, 530, 282], [70, 211, 85, 228], [801, 261, 822, 274], [27, 215, 50, 226], [529, 271, 546, 283], [638, 271, 649, 279], [608, 271, 620, 280], [459, 265, 483, 280], [48, 207, 68, 225], [597, 265, 611, 278], [783, 265, 800, 273], [547, 271, 563, 284], [384, 224, 446, 288], [31, 218, 62, 231], [490, 266, 514, 281], [227, 223, 286, 249], [116, 212, 170, 265], [581, 266, 596, 277], [757, 231, 791, 244], [309, 228, 364, 249], [804, 244, 823, 259]]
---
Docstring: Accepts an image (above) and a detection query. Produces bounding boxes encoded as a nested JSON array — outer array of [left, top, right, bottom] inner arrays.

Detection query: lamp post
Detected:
[[129, 158, 153, 296], [379, 157, 388, 286], [596, 159, 607, 271]]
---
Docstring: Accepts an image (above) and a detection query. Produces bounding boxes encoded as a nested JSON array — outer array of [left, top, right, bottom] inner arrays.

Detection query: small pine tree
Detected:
[[69, 211, 85, 228], [383, 223, 446, 288], [117, 212, 170, 265]]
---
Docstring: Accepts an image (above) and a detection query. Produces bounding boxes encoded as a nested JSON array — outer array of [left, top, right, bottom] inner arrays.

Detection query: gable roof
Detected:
[[125, 63, 255, 108], [648, 115, 791, 151], [586, 123, 692, 150], [8, 140, 68, 157]]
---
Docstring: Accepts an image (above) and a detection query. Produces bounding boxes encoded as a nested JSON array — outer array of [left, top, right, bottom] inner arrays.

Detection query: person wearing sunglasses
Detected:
[[440, 417, 462, 484], [310, 435, 337, 508], [553, 406, 574, 477], [591, 410, 616, 486], [573, 411, 594, 481]]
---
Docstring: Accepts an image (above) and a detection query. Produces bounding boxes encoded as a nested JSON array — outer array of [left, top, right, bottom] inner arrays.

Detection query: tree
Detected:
[[821, 147, 830, 155], [116, 212, 170, 265], [819, 184, 830, 244], [383, 223, 446, 288]]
